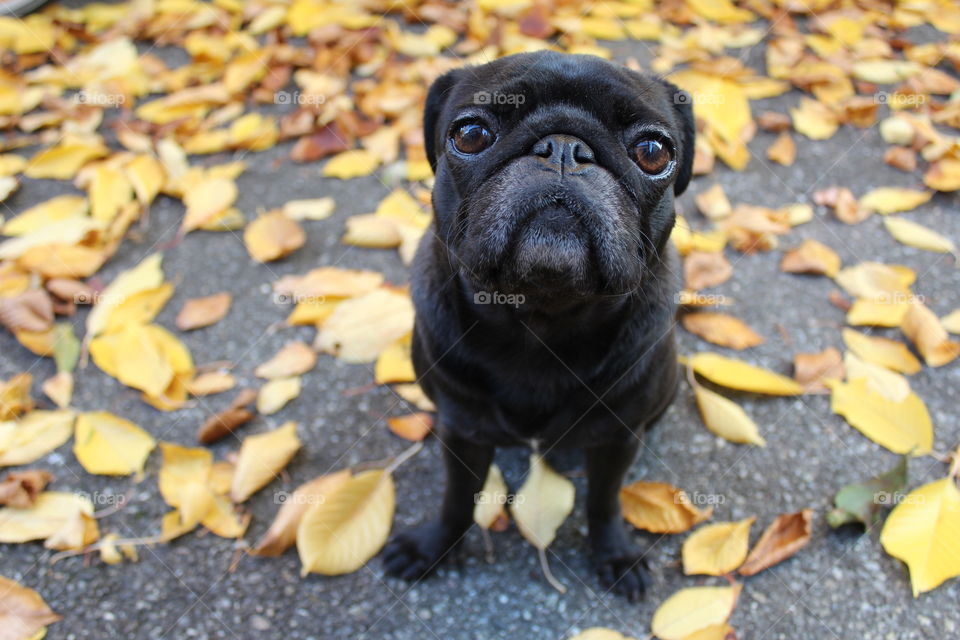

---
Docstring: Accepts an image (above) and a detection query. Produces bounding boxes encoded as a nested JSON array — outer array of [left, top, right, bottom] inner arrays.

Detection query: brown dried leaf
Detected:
[[738, 509, 813, 576], [793, 348, 844, 393], [0, 575, 61, 639], [0, 290, 54, 333], [685, 251, 733, 290], [176, 293, 233, 331], [0, 470, 53, 508], [197, 407, 255, 445], [386, 412, 434, 442], [780, 239, 841, 277], [766, 132, 796, 166]]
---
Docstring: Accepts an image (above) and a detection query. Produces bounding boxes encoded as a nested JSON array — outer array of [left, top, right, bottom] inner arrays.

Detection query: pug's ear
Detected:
[[423, 68, 463, 172], [659, 79, 696, 196]]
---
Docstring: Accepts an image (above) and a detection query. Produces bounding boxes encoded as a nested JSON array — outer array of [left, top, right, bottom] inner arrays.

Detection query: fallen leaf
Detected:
[[694, 184, 732, 220], [942, 310, 960, 334], [182, 177, 238, 232], [682, 312, 763, 350], [197, 406, 254, 445], [790, 97, 838, 140], [684, 251, 733, 290], [297, 469, 394, 575], [73, 411, 156, 476], [252, 470, 352, 556], [884, 217, 957, 255], [175, 293, 232, 331], [0, 491, 93, 543], [827, 378, 931, 455], [687, 353, 804, 395], [651, 585, 740, 640], [879, 477, 960, 596], [512, 454, 575, 549], [692, 378, 766, 446], [793, 348, 844, 392], [0, 410, 75, 466], [273, 267, 384, 300], [766, 132, 796, 165], [0, 575, 61, 639], [474, 464, 509, 530], [315, 289, 415, 363], [85, 253, 164, 339], [568, 629, 636, 640], [230, 422, 301, 502], [0, 290, 54, 333], [186, 371, 236, 396], [901, 302, 960, 367], [846, 299, 910, 327], [834, 261, 914, 301], [844, 351, 911, 403], [282, 197, 335, 221], [859, 188, 932, 214], [682, 518, 755, 576], [256, 376, 301, 415], [738, 509, 813, 576], [254, 341, 316, 378], [244, 211, 305, 262], [0, 373, 33, 420], [842, 329, 921, 374], [780, 239, 841, 277], [322, 149, 380, 179], [620, 481, 712, 534], [386, 413, 433, 442], [827, 456, 907, 528], [374, 336, 416, 384], [0, 469, 52, 508]]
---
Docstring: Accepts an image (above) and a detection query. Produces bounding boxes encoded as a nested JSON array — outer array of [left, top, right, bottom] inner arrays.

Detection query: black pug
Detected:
[[382, 50, 694, 599]]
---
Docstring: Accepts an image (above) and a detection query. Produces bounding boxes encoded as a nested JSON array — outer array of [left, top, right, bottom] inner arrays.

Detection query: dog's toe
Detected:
[[382, 522, 458, 581], [596, 555, 648, 601]]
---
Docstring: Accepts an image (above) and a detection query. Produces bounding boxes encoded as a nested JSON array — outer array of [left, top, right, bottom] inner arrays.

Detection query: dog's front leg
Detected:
[[585, 438, 648, 600], [383, 429, 494, 581]]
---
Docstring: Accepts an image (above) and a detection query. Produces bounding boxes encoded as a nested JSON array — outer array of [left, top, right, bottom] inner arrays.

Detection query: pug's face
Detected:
[[422, 51, 695, 309]]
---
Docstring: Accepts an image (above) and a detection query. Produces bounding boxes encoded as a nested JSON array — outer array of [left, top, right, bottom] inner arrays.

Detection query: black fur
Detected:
[[382, 51, 694, 600]]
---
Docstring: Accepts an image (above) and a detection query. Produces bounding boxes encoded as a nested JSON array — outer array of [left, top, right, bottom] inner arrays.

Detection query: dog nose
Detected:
[[532, 134, 595, 172]]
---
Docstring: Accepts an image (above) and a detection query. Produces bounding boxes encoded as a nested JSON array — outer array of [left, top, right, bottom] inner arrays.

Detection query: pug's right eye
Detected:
[[451, 123, 494, 154]]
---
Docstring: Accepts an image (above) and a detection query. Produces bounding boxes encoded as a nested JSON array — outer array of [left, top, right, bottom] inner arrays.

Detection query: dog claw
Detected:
[[382, 521, 460, 581], [595, 554, 649, 601]]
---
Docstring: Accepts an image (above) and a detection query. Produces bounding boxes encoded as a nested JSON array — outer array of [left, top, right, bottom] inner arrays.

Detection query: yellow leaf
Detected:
[[852, 60, 920, 84], [0, 217, 101, 261], [158, 442, 212, 509], [687, 0, 754, 23], [0, 491, 92, 543], [89, 165, 133, 223], [842, 329, 921, 374], [322, 149, 380, 179], [827, 378, 932, 455], [230, 421, 302, 502], [297, 469, 395, 575], [0, 372, 32, 420], [0, 410, 75, 466], [102, 283, 174, 334], [687, 353, 804, 395], [24, 137, 108, 179], [42, 372, 73, 409], [620, 481, 712, 534], [682, 518, 755, 576], [315, 289, 415, 363], [511, 454, 575, 549], [693, 384, 766, 446], [568, 630, 636, 640], [254, 341, 316, 378], [474, 464, 509, 530], [0, 575, 61, 639], [43, 508, 99, 551], [880, 477, 960, 596], [182, 177, 238, 232], [682, 312, 764, 350], [942, 309, 960, 334], [274, 267, 384, 300], [124, 154, 165, 205], [253, 470, 352, 557], [780, 238, 841, 277], [844, 352, 911, 403], [668, 71, 750, 147], [847, 299, 910, 327], [834, 262, 915, 301], [374, 336, 415, 384], [282, 197, 335, 221], [1, 195, 88, 236], [256, 376, 301, 415], [85, 253, 164, 339], [650, 585, 740, 640], [884, 217, 957, 255], [790, 97, 838, 140], [342, 214, 402, 248], [693, 184, 732, 220], [901, 302, 960, 367], [244, 211, 305, 262], [73, 411, 156, 476], [859, 188, 933, 214]]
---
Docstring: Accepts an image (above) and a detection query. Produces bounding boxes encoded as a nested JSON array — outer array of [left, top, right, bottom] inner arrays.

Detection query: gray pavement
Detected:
[[2, 22, 960, 640]]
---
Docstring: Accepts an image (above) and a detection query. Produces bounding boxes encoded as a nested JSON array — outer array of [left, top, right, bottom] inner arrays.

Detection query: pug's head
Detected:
[[422, 51, 695, 310]]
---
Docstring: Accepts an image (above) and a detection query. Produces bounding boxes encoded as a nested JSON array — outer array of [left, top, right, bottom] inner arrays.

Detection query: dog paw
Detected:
[[589, 522, 649, 601], [382, 521, 460, 581], [594, 550, 649, 601]]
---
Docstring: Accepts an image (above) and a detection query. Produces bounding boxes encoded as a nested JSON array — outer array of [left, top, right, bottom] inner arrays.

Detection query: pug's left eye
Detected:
[[633, 139, 672, 175], [452, 123, 495, 154]]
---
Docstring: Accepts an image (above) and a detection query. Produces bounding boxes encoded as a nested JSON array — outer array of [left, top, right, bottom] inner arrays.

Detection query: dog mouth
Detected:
[[503, 204, 595, 294]]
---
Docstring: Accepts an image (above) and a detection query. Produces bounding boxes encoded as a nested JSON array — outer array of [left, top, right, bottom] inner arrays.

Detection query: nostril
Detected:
[[533, 139, 554, 158], [572, 141, 595, 164]]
